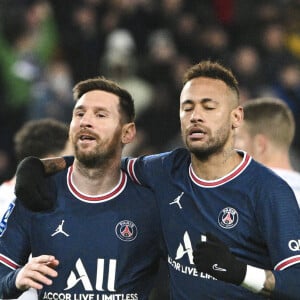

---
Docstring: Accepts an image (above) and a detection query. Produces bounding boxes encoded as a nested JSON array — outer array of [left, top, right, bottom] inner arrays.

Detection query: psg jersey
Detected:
[[124, 148, 300, 299], [0, 167, 162, 300]]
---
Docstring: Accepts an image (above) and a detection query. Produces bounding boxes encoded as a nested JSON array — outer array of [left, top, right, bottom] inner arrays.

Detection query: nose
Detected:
[[190, 106, 204, 123], [80, 112, 93, 128]]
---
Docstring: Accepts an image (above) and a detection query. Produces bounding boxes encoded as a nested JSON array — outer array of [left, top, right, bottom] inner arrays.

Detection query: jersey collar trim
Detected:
[[189, 151, 252, 187], [67, 166, 127, 202]]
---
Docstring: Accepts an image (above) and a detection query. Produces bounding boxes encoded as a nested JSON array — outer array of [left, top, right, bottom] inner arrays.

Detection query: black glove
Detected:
[[15, 156, 57, 212], [193, 232, 247, 285]]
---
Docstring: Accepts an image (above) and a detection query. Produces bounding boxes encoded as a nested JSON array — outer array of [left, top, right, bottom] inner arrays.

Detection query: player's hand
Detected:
[[15, 156, 73, 212], [16, 255, 59, 290], [193, 232, 247, 285], [15, 157, 57, 212]]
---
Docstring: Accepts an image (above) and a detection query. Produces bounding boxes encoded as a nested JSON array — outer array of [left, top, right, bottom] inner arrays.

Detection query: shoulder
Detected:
[[244, 156, 288, 186], [125, 173, 154, 195], [245, 159, 298, 208], [236, 152, 295, 199], [135, 148, 190, 175], [272, 168, 300, 184], [122, 148, 189, 186], [136, 147, 190, 167]]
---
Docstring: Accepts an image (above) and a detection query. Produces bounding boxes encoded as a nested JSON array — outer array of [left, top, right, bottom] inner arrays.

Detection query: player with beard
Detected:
[[0, 77, 163, 299], [14, 61, 300, 299], [124, 61, 300, 299]]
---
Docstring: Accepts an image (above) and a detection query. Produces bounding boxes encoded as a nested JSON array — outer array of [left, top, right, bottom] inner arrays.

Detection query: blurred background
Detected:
[[0, 0, 299, 182]]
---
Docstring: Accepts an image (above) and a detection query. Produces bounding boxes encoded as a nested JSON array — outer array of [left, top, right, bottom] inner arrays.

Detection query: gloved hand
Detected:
[[193, 232, 247, 285], [15, 156, 57, 212]]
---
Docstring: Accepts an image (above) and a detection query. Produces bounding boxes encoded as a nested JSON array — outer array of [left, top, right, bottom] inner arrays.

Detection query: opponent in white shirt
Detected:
[[235, 97, 300, 207], [0, 118, 72, 300]]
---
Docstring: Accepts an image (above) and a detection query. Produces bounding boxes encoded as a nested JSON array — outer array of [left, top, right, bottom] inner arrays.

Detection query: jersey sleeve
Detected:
[[0, 199, 32, 296], [122, 152, 170, 187], [0, 268, 23, 298], [272, 265, 300, 299], [255, 177, 300, 269], [253, 175, 300, 298]]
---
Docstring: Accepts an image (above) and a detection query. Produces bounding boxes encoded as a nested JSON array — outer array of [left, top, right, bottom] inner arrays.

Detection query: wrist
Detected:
[[241, 265, 266, 293]]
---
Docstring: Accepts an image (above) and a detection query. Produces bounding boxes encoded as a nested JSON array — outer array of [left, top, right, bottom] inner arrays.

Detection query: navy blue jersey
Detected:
[[0, 167, 162, 300], [124, 148, 300, 299]]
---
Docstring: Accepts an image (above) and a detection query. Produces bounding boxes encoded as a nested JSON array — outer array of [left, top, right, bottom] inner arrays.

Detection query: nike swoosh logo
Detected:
[[212, 264, 227, 272]]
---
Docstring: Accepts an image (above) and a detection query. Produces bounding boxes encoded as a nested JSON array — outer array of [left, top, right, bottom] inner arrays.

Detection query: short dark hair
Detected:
[[14, 118, 69, 161], [72, 77, 135, 123], [183, 60, 239, 100]]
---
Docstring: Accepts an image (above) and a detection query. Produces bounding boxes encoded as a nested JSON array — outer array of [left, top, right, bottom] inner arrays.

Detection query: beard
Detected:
[[75, 145, 117, 168], [73, 131, 121, 169], [183, 125, 231, 161]]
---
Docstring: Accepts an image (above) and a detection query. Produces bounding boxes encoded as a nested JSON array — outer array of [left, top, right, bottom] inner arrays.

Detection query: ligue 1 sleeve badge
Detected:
[[218, 207, 239, 229], [115, 220, 138, 242]]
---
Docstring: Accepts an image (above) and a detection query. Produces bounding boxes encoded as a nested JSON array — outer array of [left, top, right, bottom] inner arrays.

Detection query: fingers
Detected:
[[32, 255, 59, 269], [16, 255, 59, 291]]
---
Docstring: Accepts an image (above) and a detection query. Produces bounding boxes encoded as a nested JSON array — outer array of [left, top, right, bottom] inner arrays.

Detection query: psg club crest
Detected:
[[218, 207, 239, 229], [115, 220, 138, 242]]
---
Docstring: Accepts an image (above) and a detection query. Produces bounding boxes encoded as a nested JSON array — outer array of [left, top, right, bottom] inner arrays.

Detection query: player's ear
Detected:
[[121, 122, 136, 144], [231, 106, 244, 129]]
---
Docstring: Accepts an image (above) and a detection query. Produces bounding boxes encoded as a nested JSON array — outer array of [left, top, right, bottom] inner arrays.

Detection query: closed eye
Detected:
[[183, 106, 193, 112], [204, 105, 216, 110], [96, 113, 106, 118], [202, 98, 218, 109], [182, 102, 194, 112], [74, 111, 84, 117]]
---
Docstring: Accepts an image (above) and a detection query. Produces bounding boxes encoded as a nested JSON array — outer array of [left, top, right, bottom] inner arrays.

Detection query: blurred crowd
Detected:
[[0, 0, 299, 182]]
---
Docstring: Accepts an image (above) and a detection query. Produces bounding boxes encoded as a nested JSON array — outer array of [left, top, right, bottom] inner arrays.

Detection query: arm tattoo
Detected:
[[42, 157, 67, 175]]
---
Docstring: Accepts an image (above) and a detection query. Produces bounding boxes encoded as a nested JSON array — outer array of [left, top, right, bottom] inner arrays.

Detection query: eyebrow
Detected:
[[74, 104, 109, 111], [181, 98, 218, 104]]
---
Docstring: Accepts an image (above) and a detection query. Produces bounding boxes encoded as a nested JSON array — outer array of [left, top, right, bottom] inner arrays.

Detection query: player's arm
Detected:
[[15, 156, 73, 211], [40, 157, 71, 174], [193, 233, 300, 299], [0, 255, 59, 298]]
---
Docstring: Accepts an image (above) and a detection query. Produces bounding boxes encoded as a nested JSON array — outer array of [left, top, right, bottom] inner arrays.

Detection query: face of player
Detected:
[[180, 77, 242, 158], [69, 90, 131, 168]]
